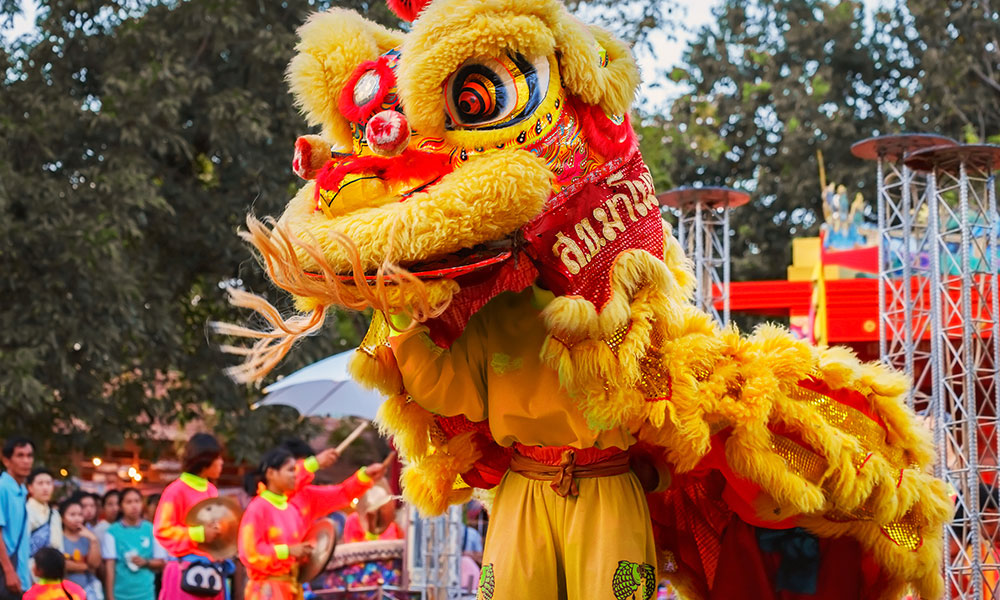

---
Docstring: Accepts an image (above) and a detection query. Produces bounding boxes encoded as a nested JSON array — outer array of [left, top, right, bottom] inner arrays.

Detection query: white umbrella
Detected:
[[254, 349, 384, 420]]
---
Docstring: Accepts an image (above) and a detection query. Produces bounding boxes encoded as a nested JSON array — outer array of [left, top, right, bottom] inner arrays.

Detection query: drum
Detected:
[[313, 539, 405, 594]]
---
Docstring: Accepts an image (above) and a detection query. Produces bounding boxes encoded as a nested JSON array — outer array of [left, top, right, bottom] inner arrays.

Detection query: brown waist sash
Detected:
[[508, 448, 630, 498]]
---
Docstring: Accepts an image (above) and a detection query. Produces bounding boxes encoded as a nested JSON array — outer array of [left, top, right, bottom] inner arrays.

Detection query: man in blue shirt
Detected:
[[0, 437, 34, 599]]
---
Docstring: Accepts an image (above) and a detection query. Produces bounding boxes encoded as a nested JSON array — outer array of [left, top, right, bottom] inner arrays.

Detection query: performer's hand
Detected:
[[130, 555, 147, 568], [364, 462, 386, 481], [629, 455, 660, 493], [204, 521, 222, 543], [289, 542, 315, 559], [316, 448, 340, 469]]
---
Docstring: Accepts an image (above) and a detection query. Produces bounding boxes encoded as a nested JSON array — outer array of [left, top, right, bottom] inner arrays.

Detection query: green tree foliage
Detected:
[[643, 0, 912, 280], [891, 0, 1000, 143], [0, 0, 401, 461]]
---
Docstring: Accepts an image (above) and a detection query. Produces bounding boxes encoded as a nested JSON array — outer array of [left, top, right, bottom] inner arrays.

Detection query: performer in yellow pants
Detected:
[[389, 287, 663, 600], [481, 468, 657, 600]]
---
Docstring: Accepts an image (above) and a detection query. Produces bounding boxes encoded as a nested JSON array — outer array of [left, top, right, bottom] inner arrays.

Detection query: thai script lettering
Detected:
[[552, 168, 658, 275]]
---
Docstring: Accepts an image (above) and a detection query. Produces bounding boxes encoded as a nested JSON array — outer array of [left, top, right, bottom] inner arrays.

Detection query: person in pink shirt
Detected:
[[238, 447, 385, 600], [153, 434, 229, 600]]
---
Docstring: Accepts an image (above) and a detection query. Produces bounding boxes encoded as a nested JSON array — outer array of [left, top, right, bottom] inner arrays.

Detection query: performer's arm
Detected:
[[291, 448, 342, 497], [153, 486, 205, 556], [388, 314, 488, 419], [293, 457, 318, 492], [292, 465, 381, 519]]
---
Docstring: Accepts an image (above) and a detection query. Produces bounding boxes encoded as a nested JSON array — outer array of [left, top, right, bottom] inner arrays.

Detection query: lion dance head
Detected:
[[220, 0, 693, 382]]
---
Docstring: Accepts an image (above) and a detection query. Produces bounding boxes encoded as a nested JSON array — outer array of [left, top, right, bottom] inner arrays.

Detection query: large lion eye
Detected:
[[445, 53, 549, 130]]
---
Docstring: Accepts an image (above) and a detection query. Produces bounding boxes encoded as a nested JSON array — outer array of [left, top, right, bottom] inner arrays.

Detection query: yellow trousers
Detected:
[[478, 471, 658, 600]]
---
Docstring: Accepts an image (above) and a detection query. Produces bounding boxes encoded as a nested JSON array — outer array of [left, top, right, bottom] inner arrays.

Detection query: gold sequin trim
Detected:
[[603, 324, 630, 354], [638, 351, 671, 400], [881, 517, 923, 550], [787, 385, 905, 466], [771, 433, 924, 550], [359, 311, 391, 356], [771, 434, 827, 484]]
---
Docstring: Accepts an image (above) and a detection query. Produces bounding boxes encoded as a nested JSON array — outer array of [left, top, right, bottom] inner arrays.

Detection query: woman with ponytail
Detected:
[[237, 446, 385, 600], [153, 433, 233, 600]]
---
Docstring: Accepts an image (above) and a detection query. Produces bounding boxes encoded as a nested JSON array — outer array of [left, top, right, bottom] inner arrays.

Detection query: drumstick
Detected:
[[380, 451, 397, 473], [334, 421, 369, 454]]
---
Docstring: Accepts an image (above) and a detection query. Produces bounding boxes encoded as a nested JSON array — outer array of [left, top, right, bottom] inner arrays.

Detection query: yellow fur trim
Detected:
[[539, 230, 701, 431], [280, 150, 551, 274], [400, 0, 639, 135], [631, 320, 949, 596], [557, 24, 640, 117], [287, 9, 403, 148], [532, 216, 946, 594]]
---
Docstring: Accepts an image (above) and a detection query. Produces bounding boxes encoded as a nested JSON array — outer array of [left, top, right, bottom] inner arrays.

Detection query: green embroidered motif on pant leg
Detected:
[[611, 560, 656, 600], [479, 563, 495, 600], [490, 352, 523, 375]]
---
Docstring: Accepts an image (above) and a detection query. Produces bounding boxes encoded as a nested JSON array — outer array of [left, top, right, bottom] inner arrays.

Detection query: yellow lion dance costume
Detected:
[[219, 0, 952, 598]]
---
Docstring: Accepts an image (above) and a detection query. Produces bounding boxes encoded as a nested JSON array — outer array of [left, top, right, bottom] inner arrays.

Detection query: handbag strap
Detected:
[[11, 500, 27, 557]]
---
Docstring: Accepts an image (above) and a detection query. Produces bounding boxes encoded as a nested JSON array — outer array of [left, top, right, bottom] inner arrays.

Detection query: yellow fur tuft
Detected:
[[349, 345, 403, 397], [400, 431, 480, 515], [557, 24, 640, 117], [287, 9, 403, 148]]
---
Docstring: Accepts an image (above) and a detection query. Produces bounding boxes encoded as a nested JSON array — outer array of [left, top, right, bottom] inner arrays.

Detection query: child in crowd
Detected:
[[102, 489, 165, 600], [93, 491, 120, 543], [78, 494, 99, 531], [61, 496, 103, 599], [24, 548, 85, 600]]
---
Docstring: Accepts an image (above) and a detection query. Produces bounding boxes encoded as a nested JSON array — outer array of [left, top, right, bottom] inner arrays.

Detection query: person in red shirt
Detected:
[[238, 447, 385, 600], [24, 548, 85, 600], [153, 433, 228, 600]]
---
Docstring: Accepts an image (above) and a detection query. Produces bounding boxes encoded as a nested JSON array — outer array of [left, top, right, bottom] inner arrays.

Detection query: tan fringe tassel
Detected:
[[212, 215, 453, 383]]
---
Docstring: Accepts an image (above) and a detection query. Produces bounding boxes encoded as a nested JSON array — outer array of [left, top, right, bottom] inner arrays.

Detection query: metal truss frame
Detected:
[[905, 144, 1000, 600]]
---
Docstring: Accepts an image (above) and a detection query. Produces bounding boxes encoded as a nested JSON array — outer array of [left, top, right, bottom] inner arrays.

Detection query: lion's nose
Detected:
[[365, 110, 411, 157]]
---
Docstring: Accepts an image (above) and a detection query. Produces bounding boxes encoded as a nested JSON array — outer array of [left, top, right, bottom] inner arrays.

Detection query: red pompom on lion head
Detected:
[[387, 0, 431, 21]]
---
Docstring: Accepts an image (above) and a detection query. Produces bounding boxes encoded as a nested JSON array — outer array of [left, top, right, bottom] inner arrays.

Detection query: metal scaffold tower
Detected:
[[658, 187, 750, 326], [851, 134, 957, 409], [903, 144, 1000, 600], [407, 505, 465, 599]]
